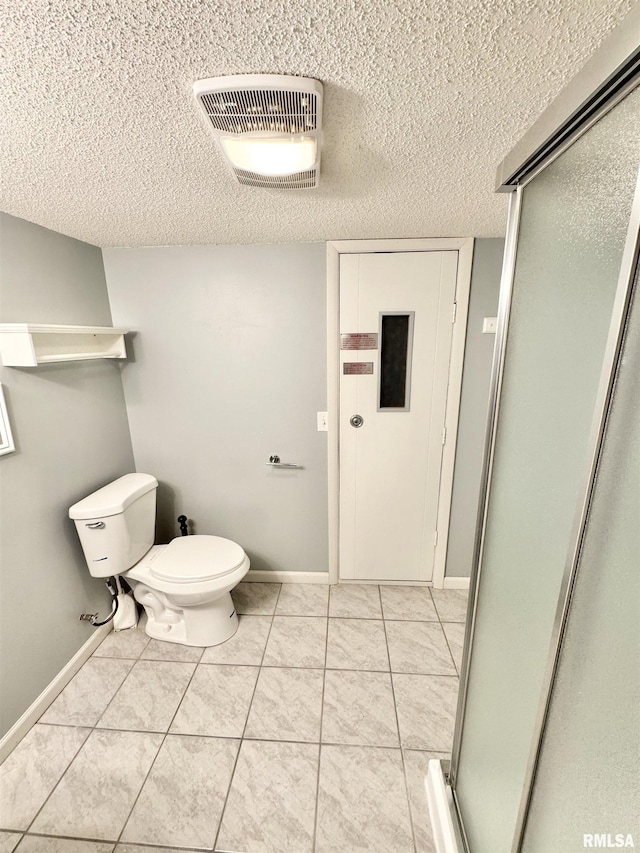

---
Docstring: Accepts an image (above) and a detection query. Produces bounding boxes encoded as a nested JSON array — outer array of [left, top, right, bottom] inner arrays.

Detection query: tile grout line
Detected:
[[211, 582, 283, 853], [91, 614, 447, 642], [427, 588, 463, 756], [13, 831, 218, 852], [380, 585, 419, 853], [112, 648, 203, 847], [39, 650, 136, 731], [19, 632, 154, 838], [12, 829, 118, 849], [428, 588, 461, 677], [312, 590, 330, 853], [19, 745, 86, 838], [8, 592, 256, 849], [8, 584, 461, 851], [11, 728, 450, 749], [22, 706, 456, 736], [113, 585, 284, 851], [58, 616, 202, 846], [34, 663, 460, 694], [100, 652, 201, 787], [440, 621, 463, 677], [92, 650, 150, 730]]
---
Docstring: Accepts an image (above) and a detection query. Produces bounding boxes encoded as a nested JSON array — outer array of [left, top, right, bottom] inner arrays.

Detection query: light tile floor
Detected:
[[0, 583, 468, 853]]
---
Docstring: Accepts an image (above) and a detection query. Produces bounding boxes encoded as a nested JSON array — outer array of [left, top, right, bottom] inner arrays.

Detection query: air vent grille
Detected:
[[234, 167, 318, 189], [198, 89, 318, 135], [193, 75, 323, 190]]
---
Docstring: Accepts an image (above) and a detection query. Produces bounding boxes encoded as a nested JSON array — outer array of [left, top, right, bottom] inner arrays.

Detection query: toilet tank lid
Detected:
[[69, 473, 158, 520]]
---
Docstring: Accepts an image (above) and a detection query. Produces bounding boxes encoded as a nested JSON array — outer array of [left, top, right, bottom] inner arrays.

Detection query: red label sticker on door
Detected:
[[340, 333, 378, 350], [343, 362, 374, 375]]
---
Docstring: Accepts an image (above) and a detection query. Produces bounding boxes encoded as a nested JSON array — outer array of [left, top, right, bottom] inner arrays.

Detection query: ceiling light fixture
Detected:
[[193, 74, 323, 189], [219, 136, 317, 177]]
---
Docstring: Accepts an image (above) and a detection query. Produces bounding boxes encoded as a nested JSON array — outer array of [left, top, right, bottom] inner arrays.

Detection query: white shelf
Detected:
[[0, 324, 130, 367]]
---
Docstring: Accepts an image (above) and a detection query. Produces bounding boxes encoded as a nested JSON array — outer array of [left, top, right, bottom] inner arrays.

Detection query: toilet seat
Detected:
[[150, 535, 246, 584]]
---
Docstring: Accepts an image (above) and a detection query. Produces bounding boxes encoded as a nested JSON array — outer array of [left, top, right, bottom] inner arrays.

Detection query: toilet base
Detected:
[[133, 584, 239, 647]]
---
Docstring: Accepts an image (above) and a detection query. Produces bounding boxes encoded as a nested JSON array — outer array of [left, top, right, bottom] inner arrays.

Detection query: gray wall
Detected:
[[103, 243, 329, 573], [0, 220, 501, 736], [445, 238, 504, 577], [104, 239, 502, 581], [0, 213, 135, 737]]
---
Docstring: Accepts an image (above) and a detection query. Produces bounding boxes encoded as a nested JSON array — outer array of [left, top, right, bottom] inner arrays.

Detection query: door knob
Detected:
[[350, 414, 364, 428]]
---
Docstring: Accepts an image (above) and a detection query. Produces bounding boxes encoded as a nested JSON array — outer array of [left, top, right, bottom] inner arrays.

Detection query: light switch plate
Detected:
[[317, 411, 328, 431], [483, 317, 498, 334]]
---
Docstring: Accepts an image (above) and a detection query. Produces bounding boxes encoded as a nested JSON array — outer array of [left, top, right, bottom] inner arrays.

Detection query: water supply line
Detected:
[[80, 576, 119, 626]]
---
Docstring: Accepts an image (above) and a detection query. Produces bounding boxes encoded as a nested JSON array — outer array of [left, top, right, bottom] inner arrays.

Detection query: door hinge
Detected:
[[452, 302, 457, 324], [434, 530, 439, 547], [442, 427, 447, 445]]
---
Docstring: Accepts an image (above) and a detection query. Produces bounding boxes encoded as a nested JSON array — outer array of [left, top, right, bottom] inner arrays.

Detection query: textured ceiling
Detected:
[[0, 0, 634, 247]]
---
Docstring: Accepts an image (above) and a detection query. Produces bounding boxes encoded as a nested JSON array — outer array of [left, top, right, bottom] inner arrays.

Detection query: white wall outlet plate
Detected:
[[482, 317, 498, 334], [317, 411, 328, 431]]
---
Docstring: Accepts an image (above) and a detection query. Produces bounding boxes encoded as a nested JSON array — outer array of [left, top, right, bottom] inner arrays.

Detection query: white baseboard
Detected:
[[338, 579, 432, 586], [245, 570, 467, 589], [245, 570, 329, 584], [426, 759, 460, 853], [443, 577, 470, 590], [0, 623, 112, 763]]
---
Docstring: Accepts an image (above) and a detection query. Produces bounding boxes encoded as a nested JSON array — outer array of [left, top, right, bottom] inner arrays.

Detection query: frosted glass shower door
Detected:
[[454, 86, 640, 852], [521, 272, 639, 852]]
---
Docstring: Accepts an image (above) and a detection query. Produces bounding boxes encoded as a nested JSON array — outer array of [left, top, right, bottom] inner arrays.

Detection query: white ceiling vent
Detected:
[[193, 74, 323, 189]]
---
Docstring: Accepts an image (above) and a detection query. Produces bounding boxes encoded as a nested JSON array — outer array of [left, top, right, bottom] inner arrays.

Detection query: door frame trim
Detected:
[[326, 237, 475, 588]]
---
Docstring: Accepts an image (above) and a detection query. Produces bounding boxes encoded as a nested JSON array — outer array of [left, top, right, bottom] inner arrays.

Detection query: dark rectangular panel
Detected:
[[379, 314, 411, 409]]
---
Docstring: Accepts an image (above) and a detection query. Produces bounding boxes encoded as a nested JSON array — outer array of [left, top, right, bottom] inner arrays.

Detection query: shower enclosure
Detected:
[[430, 10, 640, 852]]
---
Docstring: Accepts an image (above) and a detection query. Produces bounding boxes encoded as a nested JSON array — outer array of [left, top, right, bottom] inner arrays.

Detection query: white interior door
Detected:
[[339, 251, 459, 581]]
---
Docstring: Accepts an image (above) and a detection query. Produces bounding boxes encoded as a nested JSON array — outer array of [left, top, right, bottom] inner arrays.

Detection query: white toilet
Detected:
[[69, 473, 250, 646]]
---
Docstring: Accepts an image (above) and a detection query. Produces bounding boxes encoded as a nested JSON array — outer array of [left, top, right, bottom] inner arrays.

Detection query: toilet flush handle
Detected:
[[86, 521, 105, 529]]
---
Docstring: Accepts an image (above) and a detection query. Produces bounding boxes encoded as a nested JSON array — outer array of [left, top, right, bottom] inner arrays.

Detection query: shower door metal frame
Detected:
[[445, 185, 522, 853], [495, 9, 640, 191], [510, 145, 640, 853], [448, 185, 521, 788], [446, 6, 640, 848]]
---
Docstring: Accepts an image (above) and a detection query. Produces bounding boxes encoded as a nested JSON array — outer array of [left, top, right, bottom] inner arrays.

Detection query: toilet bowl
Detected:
[[126, 536, 249, 646], [69, 473, 250, 647]]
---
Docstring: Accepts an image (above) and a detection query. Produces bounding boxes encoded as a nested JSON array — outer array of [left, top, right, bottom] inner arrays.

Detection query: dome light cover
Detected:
[[219, 135, 317, 177], [193, 74, 323, 189]]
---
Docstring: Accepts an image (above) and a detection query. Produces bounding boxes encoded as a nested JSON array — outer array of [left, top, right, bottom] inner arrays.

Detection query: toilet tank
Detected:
[[69, 473, 158, 577]]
